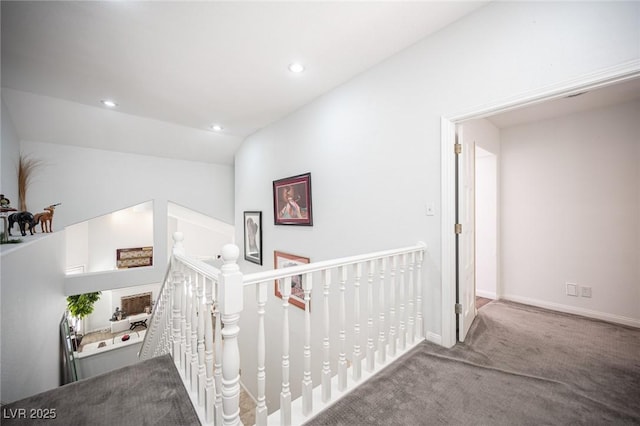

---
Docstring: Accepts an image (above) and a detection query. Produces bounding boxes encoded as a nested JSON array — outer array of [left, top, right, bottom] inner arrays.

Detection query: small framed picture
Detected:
[[274, 250, 310, 310], [116, 246, 153, 269], [244, 211, 262, 265], [273, 172, 313, 226]]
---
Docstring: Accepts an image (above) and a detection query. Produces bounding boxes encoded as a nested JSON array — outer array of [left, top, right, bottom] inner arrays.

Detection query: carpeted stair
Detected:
[[1, 354, 200, 426]]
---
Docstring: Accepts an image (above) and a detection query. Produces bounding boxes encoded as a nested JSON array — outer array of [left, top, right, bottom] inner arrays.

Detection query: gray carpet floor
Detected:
[[306, 300, 640, 425], [1, 354, 200, 425]]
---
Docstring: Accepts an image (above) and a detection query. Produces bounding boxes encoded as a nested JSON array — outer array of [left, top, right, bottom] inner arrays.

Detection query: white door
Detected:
[[457, 124, 476, 341]]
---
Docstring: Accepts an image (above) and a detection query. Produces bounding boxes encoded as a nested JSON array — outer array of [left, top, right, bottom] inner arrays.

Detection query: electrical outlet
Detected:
[[566, 282, 578, 297], [581, 286, 592, 298]]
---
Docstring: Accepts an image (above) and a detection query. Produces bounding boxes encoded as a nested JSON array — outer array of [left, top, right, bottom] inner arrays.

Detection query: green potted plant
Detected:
[[66, 292, 102, 342]]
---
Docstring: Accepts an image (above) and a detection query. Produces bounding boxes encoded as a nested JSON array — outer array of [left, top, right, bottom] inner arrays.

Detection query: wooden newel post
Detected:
[[219, 244, 243, 426]]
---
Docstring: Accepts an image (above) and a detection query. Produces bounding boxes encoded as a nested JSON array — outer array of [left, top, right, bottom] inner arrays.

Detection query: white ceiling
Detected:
[[1, 1, 488, 164], [4, 2, 638, 165]]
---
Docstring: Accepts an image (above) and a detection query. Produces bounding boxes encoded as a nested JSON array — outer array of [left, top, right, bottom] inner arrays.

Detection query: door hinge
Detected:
[[455, 223, 462, 234], [454, 143, 462, 155], [455, 303, 462, 314]]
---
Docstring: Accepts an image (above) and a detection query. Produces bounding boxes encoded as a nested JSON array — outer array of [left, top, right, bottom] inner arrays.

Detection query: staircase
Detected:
[[140, 232, 427, 425]]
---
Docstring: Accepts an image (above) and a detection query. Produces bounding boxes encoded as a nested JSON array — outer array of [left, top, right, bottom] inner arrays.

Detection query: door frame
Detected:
[[440, 60, 640, 348]]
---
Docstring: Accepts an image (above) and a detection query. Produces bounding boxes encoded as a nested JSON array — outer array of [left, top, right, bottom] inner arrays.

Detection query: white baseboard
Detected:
[[476, 290, 496, 299], [501, 294, 640, 328], [239, 379, 258, 405], [425, 331, 442, 346]]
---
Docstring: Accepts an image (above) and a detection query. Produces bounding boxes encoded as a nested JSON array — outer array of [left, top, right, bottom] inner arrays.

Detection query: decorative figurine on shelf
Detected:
[[33, 203, 61, 233], [0, 194, 12, 210], [111, 307, 122, 322], [7, 211, 37, 236]]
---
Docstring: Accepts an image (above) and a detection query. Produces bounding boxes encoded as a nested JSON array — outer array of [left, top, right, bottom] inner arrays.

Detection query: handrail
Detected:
[[138, 259, 173, 358], [242, 241, 426, 286], [173, 252, 221, 280], [138, 234, 428, 425]]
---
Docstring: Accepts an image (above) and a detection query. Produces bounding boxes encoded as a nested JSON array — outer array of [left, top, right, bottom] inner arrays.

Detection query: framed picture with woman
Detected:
[[273, 172, 313, 226], [243, 211, 262, 265]]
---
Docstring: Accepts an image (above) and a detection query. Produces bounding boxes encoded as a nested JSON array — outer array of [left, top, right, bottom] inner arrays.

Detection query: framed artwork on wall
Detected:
[[244, 211, 262, 265], [273, 172, 313, 226], [116, 246, 153, 269], [274, 250, 310, 310]]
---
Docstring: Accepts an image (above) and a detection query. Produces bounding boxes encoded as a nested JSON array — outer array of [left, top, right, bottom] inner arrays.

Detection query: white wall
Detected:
[[76, 341, 143, 379], [167, 202, 235, 260], [234, 1, 639, 402], [1, 97, 20, 205], [501, 100, 640, 324], [87, 203, 154, 272], [85, 283, 161, 333], [1, 233, 66, 403], [18, 140, 234, 231], [235, 1, 639, 346], [65, 221, 89, 272], [67, 202, 154, 274], [1, 87, 236, 402]]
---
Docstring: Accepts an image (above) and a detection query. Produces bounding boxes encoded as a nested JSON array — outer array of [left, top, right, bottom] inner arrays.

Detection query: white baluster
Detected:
[[190, 276, 199, 391], [165, 285, 172, 356], [280, 276, 292, 426], [366, 260, 375, 372], [408, 252, 416, 344], [416, 248, 425, 339], [352, 263, 362, 381], [255, 281, 268, 426], [338, 265, 348, 391], [321, 270, 331, 403], [204, 297, 215, 423], [180, 275, 188, 373], [172, 270, 183, 368], [389, 256, 397, 357], [303, 272, 314, 413], [220, 243, 243, 426], [377, 257, 386, 364], [165, 273, 174, 356], [184, 275, 192, 377], [399, 254, 407, 350], [160, 282, 169, 356], [197, 276, 206, 407], [214, 299, 223, 425]]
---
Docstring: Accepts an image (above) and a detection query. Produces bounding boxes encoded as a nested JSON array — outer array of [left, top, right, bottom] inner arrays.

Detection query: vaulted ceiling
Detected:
[[5, 2, 638, 165], [1, 1, 487, 164]]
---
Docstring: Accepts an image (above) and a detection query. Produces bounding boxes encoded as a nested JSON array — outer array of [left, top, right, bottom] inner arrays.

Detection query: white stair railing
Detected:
[[139, 232, 243, 426], [242, 242, 427, 426], [141, 233, 427, 426]]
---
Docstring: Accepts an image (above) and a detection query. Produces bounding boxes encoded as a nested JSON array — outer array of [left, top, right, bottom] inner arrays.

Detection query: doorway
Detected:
[[440, 66, 640, 348], [475, 146, 498, 301]]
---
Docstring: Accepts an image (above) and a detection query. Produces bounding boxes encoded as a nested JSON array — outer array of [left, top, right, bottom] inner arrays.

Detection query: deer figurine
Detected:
[[34, 203, 61, 233]]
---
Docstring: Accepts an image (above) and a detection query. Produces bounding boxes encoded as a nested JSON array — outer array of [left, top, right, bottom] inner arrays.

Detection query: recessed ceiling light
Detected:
[[288, 62, 305, 73], [101, 99, 118, 108], [211, 124, 223, 132]]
